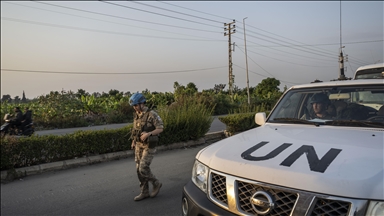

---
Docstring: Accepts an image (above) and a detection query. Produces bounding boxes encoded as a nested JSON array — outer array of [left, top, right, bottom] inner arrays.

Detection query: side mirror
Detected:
[[255, 112, 266, 125]]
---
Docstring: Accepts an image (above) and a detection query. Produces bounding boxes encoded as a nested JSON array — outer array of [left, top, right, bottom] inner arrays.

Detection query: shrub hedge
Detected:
[[1, 99, 214, 171], [219, 111, 271, 134]]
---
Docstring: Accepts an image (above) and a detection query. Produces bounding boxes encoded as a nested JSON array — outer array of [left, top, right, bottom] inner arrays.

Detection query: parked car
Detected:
[[354, 63, 384, 80], [182, 79, 384, 216]]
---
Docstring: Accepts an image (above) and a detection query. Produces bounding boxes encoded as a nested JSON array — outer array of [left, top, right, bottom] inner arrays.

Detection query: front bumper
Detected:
[[182, 180, 235, 216]]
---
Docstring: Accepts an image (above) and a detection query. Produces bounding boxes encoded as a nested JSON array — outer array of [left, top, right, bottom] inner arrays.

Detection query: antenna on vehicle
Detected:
[[338, 1, 346, 80]]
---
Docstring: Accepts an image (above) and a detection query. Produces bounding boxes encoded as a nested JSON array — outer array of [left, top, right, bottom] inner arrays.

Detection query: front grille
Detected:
[[211, 172, 228, 205], [208, 170, 362, 216], [311, 198, 350, 216], [237, 181, 298, 216]]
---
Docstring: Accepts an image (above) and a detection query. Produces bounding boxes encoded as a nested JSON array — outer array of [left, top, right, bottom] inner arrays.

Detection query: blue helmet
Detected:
[[310, 93, 330, 104], [129, 93, 146, 106]]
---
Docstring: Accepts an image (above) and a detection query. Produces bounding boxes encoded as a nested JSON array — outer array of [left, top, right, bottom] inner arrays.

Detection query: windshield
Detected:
[[268, 84, 384, 128]]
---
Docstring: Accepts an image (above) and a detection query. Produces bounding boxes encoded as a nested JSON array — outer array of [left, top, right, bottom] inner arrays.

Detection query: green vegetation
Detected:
[[1, 78, 284, 130], [1, 78, 284, 171], [0, 96, 214, 171]]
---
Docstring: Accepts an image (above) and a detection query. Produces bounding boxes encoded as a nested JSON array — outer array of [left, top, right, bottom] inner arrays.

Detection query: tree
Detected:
[[22, 91, 27, 102], [76, 89, 89, 99], [213, 84, 226, 93], [185, 82, 198, 95], [14, 96, 20, 103], [108, 89, 120, 96], [2, 94, 11, 102], [92, 92, 101, 97], [255, 77, 281, 99]]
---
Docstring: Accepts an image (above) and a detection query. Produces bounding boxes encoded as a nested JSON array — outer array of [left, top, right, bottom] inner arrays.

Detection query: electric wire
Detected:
[[237, 26, 336, 57], [2, 17, 225, 42], [33, 1, 221, 33], [115, 1, 380, 66], [235, 45, 275, 78], [100, 1, 223, 29], [239, 40, 384, 48], [1, 66, 228, 75], [234, 42, 336, 68], [245, 48, 336, 68], [232, 64, 301, 85], [33, 1, 378, 65], [4, 2, 225, 41], [234, 35, 336, 63], [153, 1, 380, 68], [240, 24, 382, 65], [128, 1, 226, 24], [5, 2, 380, 83], [238, 21, 341, 58], [345, 54, 374, 65], [237, 30, 337, 59], [156, 1, 232, 21]]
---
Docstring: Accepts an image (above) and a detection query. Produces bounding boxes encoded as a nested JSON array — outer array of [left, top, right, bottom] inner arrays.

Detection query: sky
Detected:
[[1, 1, 383, 99]]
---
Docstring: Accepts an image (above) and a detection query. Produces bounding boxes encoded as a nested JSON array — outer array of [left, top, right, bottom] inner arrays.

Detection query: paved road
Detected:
[[1, 143, 211, 216], [35, 115, 227, 136]]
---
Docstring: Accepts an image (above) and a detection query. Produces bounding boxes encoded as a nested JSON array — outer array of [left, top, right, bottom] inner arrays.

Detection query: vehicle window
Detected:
[[268, 85, 384, 127], [274, 92, 303, 118], [354, 67, 384, 79]]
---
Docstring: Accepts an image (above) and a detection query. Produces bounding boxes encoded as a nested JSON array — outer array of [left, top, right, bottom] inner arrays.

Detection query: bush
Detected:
[[158, 96, 214, 145], [219, 111, 271, 134], [0, 126, 132, 170], [0, 97, 214, 171], [219, 112, 258, 134]]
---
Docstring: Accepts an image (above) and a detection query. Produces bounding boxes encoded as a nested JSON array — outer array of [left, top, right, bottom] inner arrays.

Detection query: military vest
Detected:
[[131, 110, 156, 144]]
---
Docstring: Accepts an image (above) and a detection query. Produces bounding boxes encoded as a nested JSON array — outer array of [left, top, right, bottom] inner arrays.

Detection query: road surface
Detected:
[[35, 115, 227, 136], [1, 143, 211, 215]]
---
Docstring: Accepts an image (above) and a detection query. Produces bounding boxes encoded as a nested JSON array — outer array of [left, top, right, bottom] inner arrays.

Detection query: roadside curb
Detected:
[[1, 131, 225, 182]]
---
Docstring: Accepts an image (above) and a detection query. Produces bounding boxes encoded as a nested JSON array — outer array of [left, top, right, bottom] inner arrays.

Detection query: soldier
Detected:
[[301, 93, 333, 120], [129, 93, 164, 201]]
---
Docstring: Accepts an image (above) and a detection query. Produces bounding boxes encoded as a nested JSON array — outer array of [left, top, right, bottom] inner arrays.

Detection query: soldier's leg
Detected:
[[140, 147, 162, 198], [134, 143, 150, 201], [135, 144, 145, 185]]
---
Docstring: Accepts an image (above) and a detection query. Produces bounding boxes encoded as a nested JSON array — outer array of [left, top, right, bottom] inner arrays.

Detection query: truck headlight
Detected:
[[191, 160, 209, 193], [366, 201, 384, 215]]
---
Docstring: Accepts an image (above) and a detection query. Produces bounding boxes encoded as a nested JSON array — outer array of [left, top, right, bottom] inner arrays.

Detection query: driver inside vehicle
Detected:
[[301, 93, 334, 120]]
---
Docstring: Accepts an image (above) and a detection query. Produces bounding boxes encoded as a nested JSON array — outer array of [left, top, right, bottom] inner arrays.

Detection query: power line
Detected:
[[234, 35, 336, 64], [156, 1, 232, 21], [147, 2, 379, 64], [237, 27, 336, 57], [237, 30, 336, 59], [232, 64, 301, 85], [129, 1, 226, 24], [238, 21, 340, 58], [237, 40, 384, 48], [1, 66, 227, 75], [245, 48, 336, 68], [235, 45, 275, 78], [33, 1, 221, 33], [233, 63, 267, 77], [4, 2, 224, 40], [100, 1, 223, 29], [2, 17, 225, 42], [237, 35, 381, 66]]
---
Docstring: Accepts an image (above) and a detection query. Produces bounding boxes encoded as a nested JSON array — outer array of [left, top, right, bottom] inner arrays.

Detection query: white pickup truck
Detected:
[[182, 79, 384, 216]]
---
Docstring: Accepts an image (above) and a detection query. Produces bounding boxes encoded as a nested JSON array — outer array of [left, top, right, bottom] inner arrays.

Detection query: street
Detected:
[[1, 115, 227, 215], [35, 116, 226, 136], [1, 143, 210, 216]]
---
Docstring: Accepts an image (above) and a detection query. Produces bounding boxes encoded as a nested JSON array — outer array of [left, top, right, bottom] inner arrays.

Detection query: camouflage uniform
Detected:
[[132, 107, 163, 195]]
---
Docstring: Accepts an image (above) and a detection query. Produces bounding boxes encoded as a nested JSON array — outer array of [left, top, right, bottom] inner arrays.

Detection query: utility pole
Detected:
[[338, 0, 346, 80], [243, 17, 250, 104], [224, 20, 236, 98]]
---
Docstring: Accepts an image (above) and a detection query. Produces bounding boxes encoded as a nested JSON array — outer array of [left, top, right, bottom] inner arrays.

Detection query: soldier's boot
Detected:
[[134, 193, 149, 201], [150, 181, 162, 198]]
